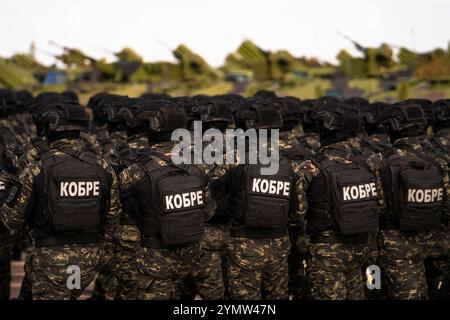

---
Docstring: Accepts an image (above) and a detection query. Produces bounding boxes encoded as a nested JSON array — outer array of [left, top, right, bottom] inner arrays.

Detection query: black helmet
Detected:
[[344, 97, 370, 110], [87, 92, 110, 125], [39, 102, 89, 134], [192, 98, 233, 126], [29, 92, 78, 136], [0, 89, 17, 117], [432, 99, 450, 131], [380, 102, 427, 133], [363, 102, 391, 135], [298, 99, 320, 133], [145, 101, 188, 133], [402, 99, 434, 127], [312, 102, 361, 134], [278, 96, 302, 131], [140, 92, 171, 101], [253, 90, 277, 100], [234, 99, 282, 130], [213, 94, 245, 112]]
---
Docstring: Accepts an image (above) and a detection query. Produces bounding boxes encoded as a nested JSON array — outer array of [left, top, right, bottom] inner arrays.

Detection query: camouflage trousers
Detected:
[[290, 226, 310, 300], [189, 223, 229, 300], [28, 244, 103, 300], [227, 236, 290, 300], [425, 230, 450, 300], [0, 233, 12, 300], [378, 229, 439, 300], [307, 241, 369, 300], [92, 222, 141, 300], [137, 243, 200, 300]]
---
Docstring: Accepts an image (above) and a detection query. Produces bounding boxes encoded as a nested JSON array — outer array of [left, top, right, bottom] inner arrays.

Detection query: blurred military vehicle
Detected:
[[2, 37, 450, 102]]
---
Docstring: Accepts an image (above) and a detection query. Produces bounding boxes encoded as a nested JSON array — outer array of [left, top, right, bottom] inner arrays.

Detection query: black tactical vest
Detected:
[[135, 151, 206, 247], [228, 156, 294, 238], [34, 147, 112, 246], [306, 149, 379, 236], [382, 148, 445, 231]]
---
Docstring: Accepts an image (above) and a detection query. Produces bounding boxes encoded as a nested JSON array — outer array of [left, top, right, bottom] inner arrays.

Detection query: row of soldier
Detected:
[[0, 88, 449, 300]]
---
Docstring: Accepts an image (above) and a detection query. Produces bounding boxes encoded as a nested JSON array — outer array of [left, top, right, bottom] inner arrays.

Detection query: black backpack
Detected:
[[383, 149, 445, 231], [242, 156, 293, 229], [309, 148, 380, 235], [41, 148, 111, 233], [136, 151, 206, 246]]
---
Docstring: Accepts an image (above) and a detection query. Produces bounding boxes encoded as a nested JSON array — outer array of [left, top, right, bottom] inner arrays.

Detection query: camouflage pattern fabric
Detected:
[[28, 244, 103, 300], [137, 243, 201, 300], [190, 222, 229, 300], [307, 240, 369, 300], [379, 230, 440, 300], [0, 232, 12, 300], [227, 236, 290, 300], [0, 138, 121, 300]]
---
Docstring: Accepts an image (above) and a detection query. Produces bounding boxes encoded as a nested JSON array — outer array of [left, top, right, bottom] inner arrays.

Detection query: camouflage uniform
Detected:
[[280, 130, 314, 300], [90, 130, 130, 300], [114, 133, 147, 300], [296, 139, 385, 300], [216, 147, 303, 300], [422, 133, 450, 299], [119, 141, 215, 300], [187, 139, 237, 300], [0, 169, 15, 300], [0, 139, 121, 300], [368, 137, 450, 299]]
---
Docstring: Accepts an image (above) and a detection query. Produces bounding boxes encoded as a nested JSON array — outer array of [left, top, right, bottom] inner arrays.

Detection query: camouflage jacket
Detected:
[[296, 132, 321, 157], [0, 138, 121, 246]]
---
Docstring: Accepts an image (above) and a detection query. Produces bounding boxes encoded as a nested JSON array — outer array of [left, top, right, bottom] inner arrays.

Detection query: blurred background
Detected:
[[1, 0, 450, 103]]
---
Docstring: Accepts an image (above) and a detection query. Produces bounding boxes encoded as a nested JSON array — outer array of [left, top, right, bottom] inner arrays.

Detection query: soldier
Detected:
[[296, 102, 384, 300], [184, 97, 235, 300], [0, 136, 19, 300], [0, 100, 121, 300], [214, 101, 303, 300], [119, 101, 215, 300], [109, 98, 153, 300], [372, 102, 450, 300]]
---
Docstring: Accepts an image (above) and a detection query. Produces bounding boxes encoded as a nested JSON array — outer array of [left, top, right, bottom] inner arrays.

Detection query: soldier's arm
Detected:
[[439, 161, 450, 227], [0, 163, 39, 234], [365, 152, 387, 216], [99, 159, 121, 244], [292, 159, 320, 227], [118, 164, 146, 220]]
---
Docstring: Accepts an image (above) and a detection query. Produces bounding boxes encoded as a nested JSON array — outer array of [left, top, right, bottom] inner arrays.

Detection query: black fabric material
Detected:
[[382, 148, 445, 231], [306, 149, 379, 236], [32, 148, 111, 244], [227, 156, 295, 239], [135, 151, 206, 246]]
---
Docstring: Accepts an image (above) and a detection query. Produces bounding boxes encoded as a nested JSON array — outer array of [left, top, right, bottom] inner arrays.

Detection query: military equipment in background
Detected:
[[172, 44, 219, 81], [336, 32, 400, 78]]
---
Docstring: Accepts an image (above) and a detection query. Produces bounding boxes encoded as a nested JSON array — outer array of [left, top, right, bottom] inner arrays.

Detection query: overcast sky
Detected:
[[1, 0, 449, 66]]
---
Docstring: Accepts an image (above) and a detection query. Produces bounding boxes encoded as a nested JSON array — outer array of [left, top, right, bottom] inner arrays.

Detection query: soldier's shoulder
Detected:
[[119, 163, 146, 188], [292, 158, 321, 182], [365, 152, 387, 170]]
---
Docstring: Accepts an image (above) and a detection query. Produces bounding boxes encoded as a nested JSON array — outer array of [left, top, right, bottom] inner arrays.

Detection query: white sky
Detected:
[[1, 0, 449, 67]]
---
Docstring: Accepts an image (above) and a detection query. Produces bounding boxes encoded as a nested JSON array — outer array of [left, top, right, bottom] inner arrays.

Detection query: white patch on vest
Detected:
[[60, 181, 100, 197], [343, 183, 377, 201], [0, 181, 5, 191], [407, 188, 443, 203], [252, 178, 290, 197], [165, 190, 203, 210]]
